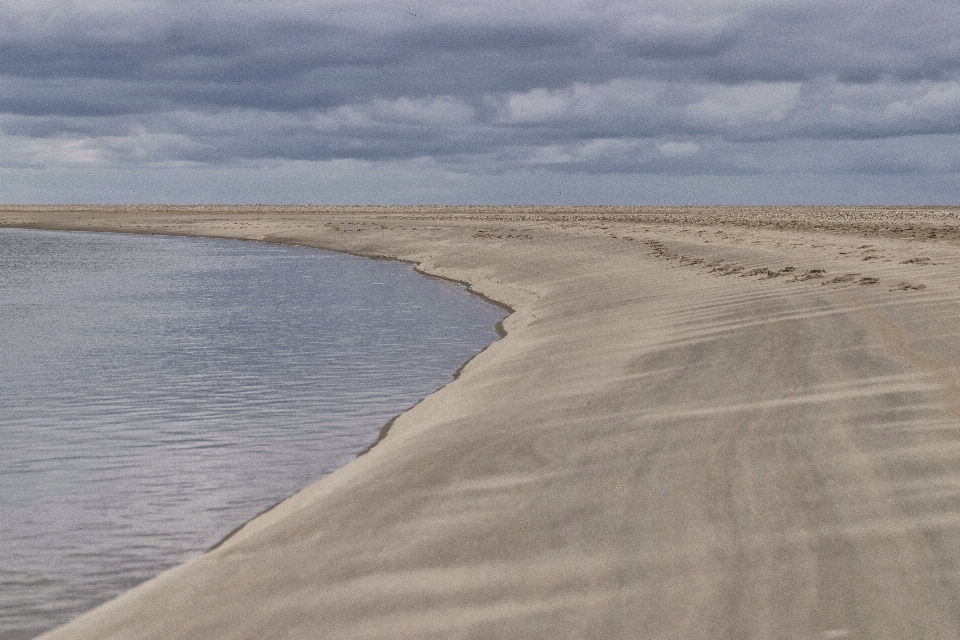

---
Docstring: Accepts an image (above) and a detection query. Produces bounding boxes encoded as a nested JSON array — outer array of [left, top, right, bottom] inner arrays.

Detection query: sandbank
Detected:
[[5, 205, 960, 639]]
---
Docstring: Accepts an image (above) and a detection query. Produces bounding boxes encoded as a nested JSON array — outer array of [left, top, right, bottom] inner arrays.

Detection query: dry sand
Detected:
[[5, 205, 960, 639]]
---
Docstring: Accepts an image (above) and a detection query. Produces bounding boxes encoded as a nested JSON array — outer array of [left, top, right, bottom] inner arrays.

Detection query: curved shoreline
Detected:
[[1, 225, 508, 640], [6, 206, 960, 639]]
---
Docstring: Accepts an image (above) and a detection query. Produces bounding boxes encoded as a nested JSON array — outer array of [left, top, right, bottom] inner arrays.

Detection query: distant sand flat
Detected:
[[6, 205, 960, 639]]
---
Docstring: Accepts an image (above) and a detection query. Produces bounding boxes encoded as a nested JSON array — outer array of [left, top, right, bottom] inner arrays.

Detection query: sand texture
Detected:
[[6, 205, 960, 639]]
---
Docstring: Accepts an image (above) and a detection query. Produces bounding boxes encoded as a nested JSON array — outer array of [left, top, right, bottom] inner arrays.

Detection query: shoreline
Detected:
[[6, 206, 960, 638], [1, 224, 510, 634]]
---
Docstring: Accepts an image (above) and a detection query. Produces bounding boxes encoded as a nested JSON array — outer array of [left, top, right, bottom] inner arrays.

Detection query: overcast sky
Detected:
[[1, 0, 959, 204]]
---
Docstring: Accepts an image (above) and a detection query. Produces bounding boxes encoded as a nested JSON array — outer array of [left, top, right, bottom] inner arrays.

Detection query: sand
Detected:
[[5, 205, 960, 639]]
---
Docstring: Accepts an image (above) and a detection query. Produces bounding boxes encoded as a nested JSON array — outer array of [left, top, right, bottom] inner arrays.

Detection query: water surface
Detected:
[[0, 228, 507, 639]]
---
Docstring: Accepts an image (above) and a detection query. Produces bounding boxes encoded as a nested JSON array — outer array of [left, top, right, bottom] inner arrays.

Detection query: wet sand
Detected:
[[5, 205, 960, 639]]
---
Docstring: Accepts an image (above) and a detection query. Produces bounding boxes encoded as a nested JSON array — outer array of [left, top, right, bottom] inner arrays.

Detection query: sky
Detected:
[[1, 0, 959, 205]]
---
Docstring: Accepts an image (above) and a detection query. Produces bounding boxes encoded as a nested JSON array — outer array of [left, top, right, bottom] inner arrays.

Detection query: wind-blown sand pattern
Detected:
[[5, 205, 960, 639]]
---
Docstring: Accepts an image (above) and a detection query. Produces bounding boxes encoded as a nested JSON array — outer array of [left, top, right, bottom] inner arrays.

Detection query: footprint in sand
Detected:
[[708, 262, 744, 275], [890, 281, 926, 291], [823, 273, 860, 284], [745, 266, 796, 278], [793, 269, 826, 281]]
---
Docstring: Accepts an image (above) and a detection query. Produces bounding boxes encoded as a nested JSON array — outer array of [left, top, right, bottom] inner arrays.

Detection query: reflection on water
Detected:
[[0, 228, 507, 639]]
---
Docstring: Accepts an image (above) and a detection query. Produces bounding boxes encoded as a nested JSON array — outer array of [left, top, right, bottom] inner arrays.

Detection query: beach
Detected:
[[5, 205, 960, 638]]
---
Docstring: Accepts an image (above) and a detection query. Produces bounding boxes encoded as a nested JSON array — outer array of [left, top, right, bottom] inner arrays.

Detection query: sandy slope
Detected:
[[5, 206, 960, 639]]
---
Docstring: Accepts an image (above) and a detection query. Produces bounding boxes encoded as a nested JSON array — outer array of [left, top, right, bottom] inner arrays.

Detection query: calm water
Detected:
[[0, 228, 507, 640]]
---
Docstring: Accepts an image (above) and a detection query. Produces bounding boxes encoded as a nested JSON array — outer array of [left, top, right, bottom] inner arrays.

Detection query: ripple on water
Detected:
[[0, 228, 507, 639]]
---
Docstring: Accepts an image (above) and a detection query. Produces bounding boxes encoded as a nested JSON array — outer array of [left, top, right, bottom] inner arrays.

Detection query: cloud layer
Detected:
[[2, 0, 959, 203]]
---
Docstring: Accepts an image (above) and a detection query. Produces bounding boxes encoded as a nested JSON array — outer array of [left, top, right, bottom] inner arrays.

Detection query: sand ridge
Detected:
[[5, 206, 960, 639]]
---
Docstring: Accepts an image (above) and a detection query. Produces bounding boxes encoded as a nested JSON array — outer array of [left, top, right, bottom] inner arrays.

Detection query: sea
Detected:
[[0, 227, 507, 640]]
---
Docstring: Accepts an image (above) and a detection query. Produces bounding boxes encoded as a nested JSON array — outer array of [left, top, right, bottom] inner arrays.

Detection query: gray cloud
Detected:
[[1, 0, 959, 203]]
